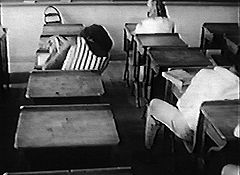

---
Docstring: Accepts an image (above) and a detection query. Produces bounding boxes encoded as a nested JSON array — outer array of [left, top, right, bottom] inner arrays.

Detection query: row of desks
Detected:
[[123, 23, 212, 106], [16, 70, 120, 150], [123, 22, 239, 164], [14, 23, 121, 170]]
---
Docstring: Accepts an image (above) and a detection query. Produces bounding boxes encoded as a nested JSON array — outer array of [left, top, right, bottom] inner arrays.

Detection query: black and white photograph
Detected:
[[0, 0, 239, 175]]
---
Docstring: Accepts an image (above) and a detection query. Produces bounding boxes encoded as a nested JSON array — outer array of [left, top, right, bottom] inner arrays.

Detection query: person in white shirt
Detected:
[[134, 0, 174, 34], [145, 66, 240, 149]]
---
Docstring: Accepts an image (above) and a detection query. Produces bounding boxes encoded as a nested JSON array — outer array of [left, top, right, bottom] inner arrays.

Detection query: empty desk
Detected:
[[25, 70, 105, 104], [200, 23, 238, 54], [14, 104, 120, 169], [15, 104, 119, 148]]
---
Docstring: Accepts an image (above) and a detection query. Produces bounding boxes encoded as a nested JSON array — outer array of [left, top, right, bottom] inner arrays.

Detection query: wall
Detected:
[[1, 2, 238, 72]]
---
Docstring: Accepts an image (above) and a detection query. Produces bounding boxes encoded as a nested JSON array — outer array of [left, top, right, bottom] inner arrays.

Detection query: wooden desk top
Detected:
[[14, 104, 120, 148], [41, 23, 84, 37], [202, 23, 239, 35], [136, 33, 188, 48], [149, 48, 212, 68], [201, 100, 240, 140], [26, 70, 104, 99]]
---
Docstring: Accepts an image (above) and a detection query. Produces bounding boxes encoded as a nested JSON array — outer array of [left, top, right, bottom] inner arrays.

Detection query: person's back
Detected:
[[145, 66, 239, 149], [177, 66, 239, 131], [135, 0, 174, 34], [135, 17, 173, 34]]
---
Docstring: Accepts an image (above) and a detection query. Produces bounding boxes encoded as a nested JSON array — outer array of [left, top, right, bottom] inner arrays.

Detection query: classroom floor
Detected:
[[0, 60, 230, 175]]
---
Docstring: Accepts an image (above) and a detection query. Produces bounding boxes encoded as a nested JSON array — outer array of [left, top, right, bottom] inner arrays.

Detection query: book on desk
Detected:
[[162, 69, 195, 92]]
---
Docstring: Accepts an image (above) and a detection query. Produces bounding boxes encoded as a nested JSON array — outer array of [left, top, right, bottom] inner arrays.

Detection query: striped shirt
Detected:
[[62, 37, 108, 72]]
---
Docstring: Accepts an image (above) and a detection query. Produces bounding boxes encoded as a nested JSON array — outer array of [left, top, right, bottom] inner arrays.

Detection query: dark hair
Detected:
[[156, 0, 168, 18]]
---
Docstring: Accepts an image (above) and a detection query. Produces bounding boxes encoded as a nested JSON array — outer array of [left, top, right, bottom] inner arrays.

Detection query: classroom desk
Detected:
[[39, 23, 84, 50], [41, 23, 84, 37], [14, 104, 119, 148], [148, 48, 212, 101], [133, 33, 188, 106], [14, 104, 120, 168], [200, 23, 239, 53], [199, 100, 240, 153], [168, 80, 239, 153], [123, 23, 137, 86], [25, 70, 105, 104]]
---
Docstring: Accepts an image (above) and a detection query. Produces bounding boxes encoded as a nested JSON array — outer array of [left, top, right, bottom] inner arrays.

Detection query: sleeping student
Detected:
[[145, 65, 240, 151], [42, 24, 113, 72]]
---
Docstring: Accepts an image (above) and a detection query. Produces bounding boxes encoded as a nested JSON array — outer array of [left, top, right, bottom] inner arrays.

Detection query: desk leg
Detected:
[[142, 48, 149, 103], [16, 149, 31, 171], [133, 49, 141, 108], [123, 49, 130, 86], [200, 26, 206, 54], [193, 112, 207, 174], [123, 30, 130, 87]]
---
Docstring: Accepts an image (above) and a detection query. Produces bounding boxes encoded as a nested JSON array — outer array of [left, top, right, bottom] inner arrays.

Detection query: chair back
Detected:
[[44, 6, 63, 24]]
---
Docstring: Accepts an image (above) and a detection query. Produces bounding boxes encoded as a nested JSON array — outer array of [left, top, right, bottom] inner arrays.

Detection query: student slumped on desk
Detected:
[[40, 24, 113, 74], [145, 66, 240, 151]]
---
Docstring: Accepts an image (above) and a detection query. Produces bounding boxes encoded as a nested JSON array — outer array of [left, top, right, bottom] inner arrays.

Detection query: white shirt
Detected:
[[177, 66, 240, 131], [135, 17, 174, 34]]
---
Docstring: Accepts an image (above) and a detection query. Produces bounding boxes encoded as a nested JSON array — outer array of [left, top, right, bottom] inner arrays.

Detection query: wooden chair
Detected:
[[44, 6, 63, 25]]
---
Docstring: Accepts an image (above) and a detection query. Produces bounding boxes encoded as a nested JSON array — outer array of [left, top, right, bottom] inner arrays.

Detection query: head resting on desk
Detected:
[[147, 0, 168, 18]]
